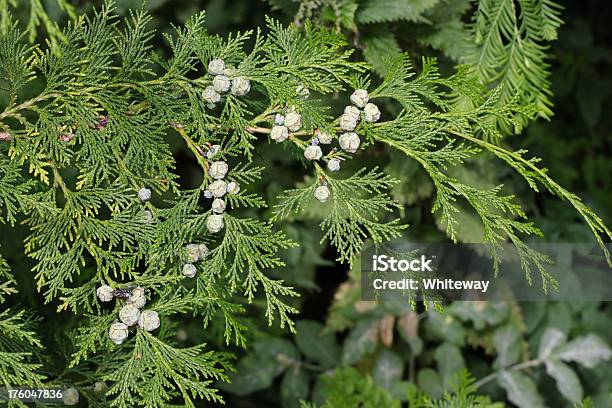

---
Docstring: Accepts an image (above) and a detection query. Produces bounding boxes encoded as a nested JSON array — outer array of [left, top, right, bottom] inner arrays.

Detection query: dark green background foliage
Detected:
[[0, 0, 611, 407]]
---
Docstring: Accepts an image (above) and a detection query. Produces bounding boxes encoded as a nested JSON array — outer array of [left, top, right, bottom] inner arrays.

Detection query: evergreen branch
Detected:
[[0, 309, 45, 389], [464, 0, 564, 129], [447, 129, 612, 265], [380, 135, 557, 291], [274, 166, 406, 265], [103, 331, 232, 407], [0, 5, 608, 406]]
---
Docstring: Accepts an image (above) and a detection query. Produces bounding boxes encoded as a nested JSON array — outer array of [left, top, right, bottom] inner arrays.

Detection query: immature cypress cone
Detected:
[[339, 114, 358, 131], [108, 322, 129, 344], [315, 129, 333, 145], [304, 145, 322, 161], [226, 181, 240, 195], [231, 77, 251, 96], [314, 185, 330, 203], [202, 86, 221, 104], [207, 214, 224, 233], [138, 310, 160, 332], [209, 161, 229, 179], [327, 158, 341, 172], [339, 132, 360, 153], [127, 287, 146, 309], [271, 125, 288, 142], [350, 89, 369, 108], [128, 294, 146, 309], [182, 263, 197, 278], [62, 387, 79, 405], [119, 304, 140, 326], [344, 105, 360, 121], [197, 243, 209, 259], [212, 198, 226, 213], [138, 187, 151, 202], [141, 210, 153, 223], [284, 112, 302, 132], [96, 285, 114, 302], [184, 244, 200, 263], [209, 180, 228, 197], [363, 103, 381, 123], [213, 75, 231, 93], [93, 381, 108, 394], [208, 58, 225, 75]]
